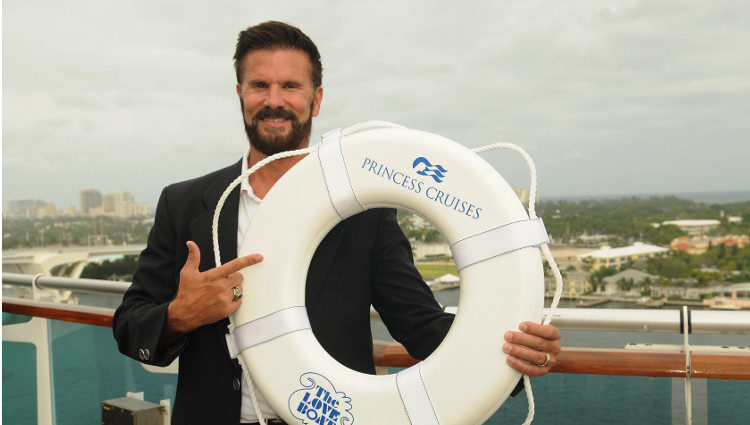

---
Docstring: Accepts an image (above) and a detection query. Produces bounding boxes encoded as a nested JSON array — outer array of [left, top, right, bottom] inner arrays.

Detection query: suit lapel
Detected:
[[188, 160, 242, 364], [189, 160, 242, 271]]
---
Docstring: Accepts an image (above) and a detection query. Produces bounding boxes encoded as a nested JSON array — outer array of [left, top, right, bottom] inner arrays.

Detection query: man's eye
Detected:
[[283, 83, 301, 89]]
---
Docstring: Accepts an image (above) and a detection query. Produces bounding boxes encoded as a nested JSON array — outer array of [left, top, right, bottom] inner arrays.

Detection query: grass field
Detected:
[[415, 263, 458, 280]]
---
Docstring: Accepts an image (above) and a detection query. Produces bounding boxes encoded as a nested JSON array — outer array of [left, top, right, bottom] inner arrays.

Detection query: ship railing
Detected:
[[3, 273, 750, 425]]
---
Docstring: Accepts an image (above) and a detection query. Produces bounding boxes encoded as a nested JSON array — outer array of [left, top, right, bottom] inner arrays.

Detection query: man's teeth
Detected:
[[267, 118, 286, 122]]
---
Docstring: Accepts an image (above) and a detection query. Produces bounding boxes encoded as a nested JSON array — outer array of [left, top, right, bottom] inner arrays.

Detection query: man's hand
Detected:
[[165, 241, 263, 340], [503, 321, 561, 377]]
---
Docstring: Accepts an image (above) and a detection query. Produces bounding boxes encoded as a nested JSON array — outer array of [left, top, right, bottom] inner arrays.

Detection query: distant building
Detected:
[[102, 194, 116, 214], [114, 190, 135, 205], [650, 286, 688, 298], [411, 242, 451, 260], [728, 216, 743, 224], [37, 203, 58, 218], [77, 189, 149, 218], [80, 189, 102, 215], [89, 206, 106, 217], [702, 283, 750, 308], [6, 198, 47, 218], [574, 234, 613, 248], [512, 187, 539, 205], [62, 205, 79, 217], [600, 269, 657, 295], [578, 242, 668, 270], [661, 219, 720, 236], [671, 234, 748, 254], [546, 271, 591, 295], [115, 202, 150, 218]]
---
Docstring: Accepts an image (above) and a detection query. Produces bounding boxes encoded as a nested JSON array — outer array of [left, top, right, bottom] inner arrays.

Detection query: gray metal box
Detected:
[[102, 397, 162, 425]]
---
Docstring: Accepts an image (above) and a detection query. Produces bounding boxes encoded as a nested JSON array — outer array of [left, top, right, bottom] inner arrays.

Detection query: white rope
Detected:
[[210, 120, 403, 425], [472, 143, 563, 425]]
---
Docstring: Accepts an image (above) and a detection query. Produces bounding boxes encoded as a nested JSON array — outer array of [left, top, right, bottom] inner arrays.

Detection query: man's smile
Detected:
[[261, 117, 291, 127]]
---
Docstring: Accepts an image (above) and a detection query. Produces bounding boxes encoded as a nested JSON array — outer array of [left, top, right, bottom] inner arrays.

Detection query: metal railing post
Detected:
[[682, 306, 692, 425]]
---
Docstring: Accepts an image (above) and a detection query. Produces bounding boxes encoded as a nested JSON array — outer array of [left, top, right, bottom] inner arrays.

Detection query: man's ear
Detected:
[[236, 84, 242, 97], [312, 86, 323, 117]]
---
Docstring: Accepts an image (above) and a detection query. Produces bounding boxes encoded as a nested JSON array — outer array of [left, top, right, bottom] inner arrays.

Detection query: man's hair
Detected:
[[234, 21, 323, 88]]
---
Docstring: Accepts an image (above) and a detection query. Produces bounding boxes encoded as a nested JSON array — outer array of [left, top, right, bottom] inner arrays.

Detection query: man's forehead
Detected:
[[241, 48, 313, 82]]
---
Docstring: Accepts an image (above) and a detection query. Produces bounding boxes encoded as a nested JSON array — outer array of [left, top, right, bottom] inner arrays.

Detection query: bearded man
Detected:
[[113, 21, 561, 425]]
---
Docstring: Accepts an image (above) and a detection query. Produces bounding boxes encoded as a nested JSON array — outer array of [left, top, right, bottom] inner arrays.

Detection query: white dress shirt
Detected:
[[237, 146, 280, 422]]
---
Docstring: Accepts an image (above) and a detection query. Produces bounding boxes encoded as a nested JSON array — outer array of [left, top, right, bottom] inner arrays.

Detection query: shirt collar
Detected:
[[240, 146, 263, 203]]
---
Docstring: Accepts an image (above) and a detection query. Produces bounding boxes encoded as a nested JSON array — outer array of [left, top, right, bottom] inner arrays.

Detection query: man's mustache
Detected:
[[252, 106, 296, 123]]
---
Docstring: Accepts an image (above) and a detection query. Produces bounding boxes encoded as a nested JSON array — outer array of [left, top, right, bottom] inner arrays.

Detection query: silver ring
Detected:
[[231, 286, 242, 302], [538, 352, 550, 367]]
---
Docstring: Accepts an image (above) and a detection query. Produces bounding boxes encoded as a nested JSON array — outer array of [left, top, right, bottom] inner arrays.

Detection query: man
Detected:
[[113, 21, 561, 425]]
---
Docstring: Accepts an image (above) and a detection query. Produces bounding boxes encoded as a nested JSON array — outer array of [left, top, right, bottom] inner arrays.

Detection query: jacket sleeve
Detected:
[[370, 209, 454, 360], [112, 186, 189, 366], [370, 209, 524, 396]]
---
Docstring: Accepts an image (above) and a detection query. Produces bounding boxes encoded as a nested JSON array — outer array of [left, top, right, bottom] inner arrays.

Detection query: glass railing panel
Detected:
[[705, 378, 750, 425], [3, 311, 33, 325], [2, 336, 38, 424], [2, 318, 178, 425], [47, 319, 177, 425], [488, 374, 672, 424]]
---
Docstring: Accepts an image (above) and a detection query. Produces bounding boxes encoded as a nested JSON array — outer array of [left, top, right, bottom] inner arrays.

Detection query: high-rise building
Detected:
[[114, 190, 135, 205], [38, 203, 58, 218], [115, 202, 150, 218], [62, 205, 79, 217], [103, 194, 116, 214], [80, 189, 102, 216], [6, 199, 47, 218]]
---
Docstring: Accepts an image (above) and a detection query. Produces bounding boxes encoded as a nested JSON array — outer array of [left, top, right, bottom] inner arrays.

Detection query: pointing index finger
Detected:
[[209, 254, 263, 279]]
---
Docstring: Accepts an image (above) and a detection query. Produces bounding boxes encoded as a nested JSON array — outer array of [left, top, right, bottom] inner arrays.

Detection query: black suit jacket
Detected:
[[113, 160, 454, 424]]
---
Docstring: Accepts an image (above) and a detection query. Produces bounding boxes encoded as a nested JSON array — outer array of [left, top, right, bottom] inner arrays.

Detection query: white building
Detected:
[[578, 242, 669, 270], [411, 242, 451, 260], [661, 219, 720, 236]]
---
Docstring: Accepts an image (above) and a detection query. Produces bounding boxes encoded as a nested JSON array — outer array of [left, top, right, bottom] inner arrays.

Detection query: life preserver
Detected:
[[224, 123, 549, 425]]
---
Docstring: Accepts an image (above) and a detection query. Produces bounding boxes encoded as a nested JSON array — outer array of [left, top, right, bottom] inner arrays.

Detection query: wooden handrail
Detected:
[[3, 297, 114, 328], [4, 297, 749, 380], [372, 342, 750, 380]]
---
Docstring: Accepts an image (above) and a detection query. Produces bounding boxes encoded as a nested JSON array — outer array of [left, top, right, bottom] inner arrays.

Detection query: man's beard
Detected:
[[243, 102, 313, 157]]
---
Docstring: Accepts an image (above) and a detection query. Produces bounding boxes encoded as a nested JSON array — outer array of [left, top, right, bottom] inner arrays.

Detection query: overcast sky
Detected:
[[3, 0, 749, 210]]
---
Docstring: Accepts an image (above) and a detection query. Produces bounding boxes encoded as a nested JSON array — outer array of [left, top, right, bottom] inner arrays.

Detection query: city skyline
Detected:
[[5, 188, 150, 219], [3, 1, 750, 209]]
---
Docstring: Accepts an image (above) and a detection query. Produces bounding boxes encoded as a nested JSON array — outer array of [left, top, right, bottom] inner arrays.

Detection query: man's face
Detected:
[[236, 49, 323, 156]]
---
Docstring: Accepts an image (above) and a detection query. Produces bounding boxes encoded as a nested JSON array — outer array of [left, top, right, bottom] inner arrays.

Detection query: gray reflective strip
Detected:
[[318, 127, 365, 219], [396, 365, 440, 425], [226, 306, 310, 359], [450, 218, 549, 271]]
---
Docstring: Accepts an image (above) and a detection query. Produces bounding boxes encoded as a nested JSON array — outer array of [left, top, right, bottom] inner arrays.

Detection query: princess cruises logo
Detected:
[[412, 157, 447, 183]]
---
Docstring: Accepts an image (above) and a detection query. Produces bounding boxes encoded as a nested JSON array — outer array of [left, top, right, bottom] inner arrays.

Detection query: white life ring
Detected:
[[224, 123, 548, 425]]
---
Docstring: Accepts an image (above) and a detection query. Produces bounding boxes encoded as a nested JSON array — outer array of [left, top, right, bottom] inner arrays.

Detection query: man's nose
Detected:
[[264, 85, 284, 108]]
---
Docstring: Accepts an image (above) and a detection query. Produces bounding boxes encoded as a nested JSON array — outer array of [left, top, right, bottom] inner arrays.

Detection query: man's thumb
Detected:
[[184, 241, 201, 272]]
